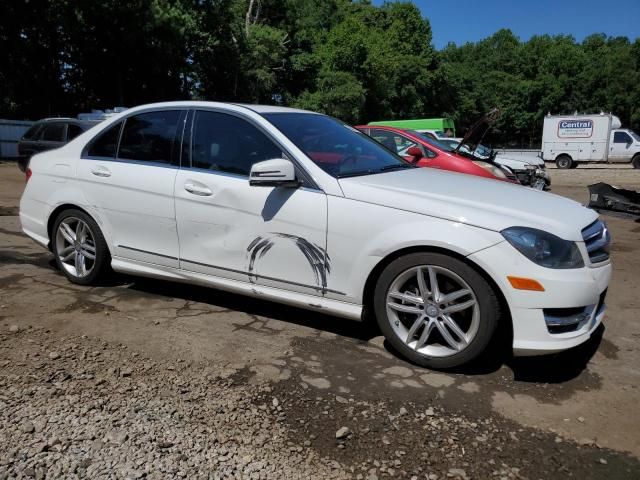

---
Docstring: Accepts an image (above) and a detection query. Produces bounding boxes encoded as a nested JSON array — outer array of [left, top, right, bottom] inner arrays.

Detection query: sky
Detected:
[[379, 0, 640, 49]]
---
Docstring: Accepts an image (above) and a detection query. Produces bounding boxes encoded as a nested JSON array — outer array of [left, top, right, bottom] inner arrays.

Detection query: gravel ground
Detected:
[[1, 161, 640, 479], [1, 327, 638, 480]]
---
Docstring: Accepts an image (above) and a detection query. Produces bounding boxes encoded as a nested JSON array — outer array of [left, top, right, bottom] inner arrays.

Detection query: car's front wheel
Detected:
[[52, 209, 110, 285], [374, 253, 500, 369]]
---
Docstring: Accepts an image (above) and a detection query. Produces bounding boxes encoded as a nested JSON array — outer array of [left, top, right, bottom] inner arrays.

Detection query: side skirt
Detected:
[[111, 256, 363, 321]]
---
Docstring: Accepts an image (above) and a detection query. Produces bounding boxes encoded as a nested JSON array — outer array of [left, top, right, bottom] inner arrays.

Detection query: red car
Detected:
[[355, 124, 519, 184]]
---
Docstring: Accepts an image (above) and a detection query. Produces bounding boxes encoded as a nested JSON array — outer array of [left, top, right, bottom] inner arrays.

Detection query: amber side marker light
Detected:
[[507, 276, 545, 292]]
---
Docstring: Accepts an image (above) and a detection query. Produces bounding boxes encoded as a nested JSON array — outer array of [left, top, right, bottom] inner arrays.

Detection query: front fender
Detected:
[[325, 196, 503, 304]]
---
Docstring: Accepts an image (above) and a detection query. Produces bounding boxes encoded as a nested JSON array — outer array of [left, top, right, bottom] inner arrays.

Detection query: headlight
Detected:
[[473, 161, 507, 179], [501, 227, 584, 269]]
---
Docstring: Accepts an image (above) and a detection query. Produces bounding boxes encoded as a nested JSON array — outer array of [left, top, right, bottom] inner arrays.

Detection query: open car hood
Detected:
[[453, 109, 500, 158]]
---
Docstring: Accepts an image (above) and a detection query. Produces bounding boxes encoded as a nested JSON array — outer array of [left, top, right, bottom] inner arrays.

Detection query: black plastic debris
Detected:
[[588, 182, 640, 216]]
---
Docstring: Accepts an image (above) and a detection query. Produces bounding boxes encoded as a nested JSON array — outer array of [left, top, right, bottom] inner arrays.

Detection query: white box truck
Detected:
[[542, 113, 640, 169]]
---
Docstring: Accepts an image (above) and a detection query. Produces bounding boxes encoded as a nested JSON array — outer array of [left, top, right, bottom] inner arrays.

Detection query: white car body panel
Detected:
[[19, 101, 611, 360], [175, 168, 329, 296], [325, 194, 504, 304], [77, 159, 181, 268], [494, 154, 544, 169], [337, 167, 595, 241]]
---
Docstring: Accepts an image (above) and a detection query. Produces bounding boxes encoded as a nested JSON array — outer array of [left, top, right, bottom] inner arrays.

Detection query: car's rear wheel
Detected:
[[52, 209, 110, 285], [555, 155, 573, 169], [373, 253, 500, 369]]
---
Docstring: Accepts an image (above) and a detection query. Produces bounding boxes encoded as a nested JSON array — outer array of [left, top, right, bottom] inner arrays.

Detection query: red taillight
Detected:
[[25, 167, 32, 182]]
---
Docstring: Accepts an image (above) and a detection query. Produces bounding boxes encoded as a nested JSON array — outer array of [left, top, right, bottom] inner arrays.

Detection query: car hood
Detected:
[[453, 109, 500, 156], [495, 154, 544, 167], [338, 168, 596, 241]]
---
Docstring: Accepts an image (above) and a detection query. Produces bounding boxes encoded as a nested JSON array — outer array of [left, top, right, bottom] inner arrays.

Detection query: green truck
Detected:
[[367, 118, 456, 138]]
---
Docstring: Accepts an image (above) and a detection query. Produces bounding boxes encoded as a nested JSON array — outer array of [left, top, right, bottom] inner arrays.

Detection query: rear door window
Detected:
[[118, 110, 182, 165], [41, 123, 66, 142], [87, 122, 122, 158]]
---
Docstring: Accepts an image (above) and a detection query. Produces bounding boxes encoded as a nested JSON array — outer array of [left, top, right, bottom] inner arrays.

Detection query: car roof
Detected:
[[39, 117, 77, 122], [36, 118, 97, 126], [120, 101, 317, 116]]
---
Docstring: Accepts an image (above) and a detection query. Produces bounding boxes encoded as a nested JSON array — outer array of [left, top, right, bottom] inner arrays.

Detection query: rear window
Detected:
[[41, 123, 66, 142], [22, 124, 43, 140]]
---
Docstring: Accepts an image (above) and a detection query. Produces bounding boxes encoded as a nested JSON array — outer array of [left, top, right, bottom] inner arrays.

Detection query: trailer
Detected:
[[368, 118, 456, 138]]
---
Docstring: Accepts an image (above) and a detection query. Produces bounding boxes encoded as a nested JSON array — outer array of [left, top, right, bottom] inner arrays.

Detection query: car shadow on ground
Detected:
[[29, 249, 603, 388], [123, 274, 604, 386], [126, 276, 379, 342]]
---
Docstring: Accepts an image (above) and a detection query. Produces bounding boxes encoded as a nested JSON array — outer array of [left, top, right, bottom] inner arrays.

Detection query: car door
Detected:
[[174, 109, 329, 296], [609, 131, 633, 162], [76, 109, 186, 268]]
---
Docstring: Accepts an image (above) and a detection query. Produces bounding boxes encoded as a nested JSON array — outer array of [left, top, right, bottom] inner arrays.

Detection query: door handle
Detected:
[[91, 166, 111, 177], [184, 182, 212, 196]]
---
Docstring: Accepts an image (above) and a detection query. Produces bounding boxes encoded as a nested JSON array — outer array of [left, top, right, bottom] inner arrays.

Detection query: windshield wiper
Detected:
[[380, 164, 415, 172], [336, 170, 377, 178]]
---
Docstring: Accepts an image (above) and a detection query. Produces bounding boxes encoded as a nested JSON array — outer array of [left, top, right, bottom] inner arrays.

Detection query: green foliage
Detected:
[[1, 0, 639, 147], [294, 70, 365, 122]]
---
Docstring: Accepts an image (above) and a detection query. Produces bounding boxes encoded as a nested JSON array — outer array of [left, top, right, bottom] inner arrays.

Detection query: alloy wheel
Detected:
[[386, 265, 480, 357], [55, 217, 97, 278]]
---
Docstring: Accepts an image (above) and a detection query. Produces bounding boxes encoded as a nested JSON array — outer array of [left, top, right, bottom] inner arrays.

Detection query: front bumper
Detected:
[[468, 241, 611, 356], [513, 167, 550, 188]]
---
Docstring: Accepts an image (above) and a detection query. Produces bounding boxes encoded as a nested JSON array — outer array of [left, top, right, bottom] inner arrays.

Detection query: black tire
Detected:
[[555, 155, 573, 169], [632, 155, 640, 169], [569, 161, 579, 169], [373, 252, 500, 369], [51, 209, 111, 285]]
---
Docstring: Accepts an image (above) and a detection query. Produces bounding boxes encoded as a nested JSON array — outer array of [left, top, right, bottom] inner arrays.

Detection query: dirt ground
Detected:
[[1, 161, 639, 479]]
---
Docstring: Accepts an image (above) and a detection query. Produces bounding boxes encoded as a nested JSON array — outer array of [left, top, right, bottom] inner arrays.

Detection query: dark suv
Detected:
[[17, 118, 97, 171]]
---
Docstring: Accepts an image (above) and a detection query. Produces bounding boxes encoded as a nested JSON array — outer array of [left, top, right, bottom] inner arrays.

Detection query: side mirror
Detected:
[[406, 146, 423, 159], [249, 158, 300, 188]]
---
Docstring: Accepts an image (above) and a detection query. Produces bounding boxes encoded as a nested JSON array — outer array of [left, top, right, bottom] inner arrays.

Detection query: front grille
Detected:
[[581, 220, 611, 263]]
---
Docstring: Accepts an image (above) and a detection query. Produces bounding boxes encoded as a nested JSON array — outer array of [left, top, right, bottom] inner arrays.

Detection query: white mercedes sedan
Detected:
[[19, 102, 611, 368]]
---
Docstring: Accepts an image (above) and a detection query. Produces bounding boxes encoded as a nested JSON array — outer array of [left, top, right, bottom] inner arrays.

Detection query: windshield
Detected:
[[406, 130, 456, 152], [475, 144, 492, 156], [630, 131, 640, 142], [263, 113, 414, 178]]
